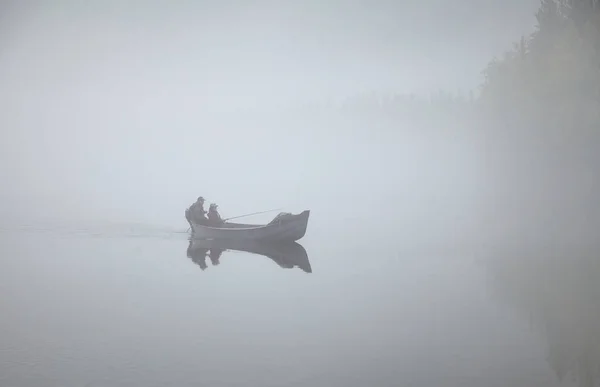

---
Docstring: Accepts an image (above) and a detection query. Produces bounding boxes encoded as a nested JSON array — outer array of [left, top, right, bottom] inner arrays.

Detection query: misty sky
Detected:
[[0, 0, 540, 226], [2, 0, 540, 103]]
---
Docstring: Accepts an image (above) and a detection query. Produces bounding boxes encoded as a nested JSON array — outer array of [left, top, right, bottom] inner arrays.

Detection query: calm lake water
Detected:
[[1, 219, 596, 387]]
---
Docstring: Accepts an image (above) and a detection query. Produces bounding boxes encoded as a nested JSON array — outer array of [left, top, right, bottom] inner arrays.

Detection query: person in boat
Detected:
[[187, 196, 207, 226], [207, 203, 224, 226]]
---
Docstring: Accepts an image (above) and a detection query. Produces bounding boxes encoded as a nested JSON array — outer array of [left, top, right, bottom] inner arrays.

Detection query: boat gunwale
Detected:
[[192, 223, 272, 231], [191, 210, 309, 232]]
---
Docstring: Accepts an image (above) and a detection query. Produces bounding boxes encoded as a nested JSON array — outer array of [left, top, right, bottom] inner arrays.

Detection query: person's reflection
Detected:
[[186, 240, 208, 270], [208, 249, 223, 266]]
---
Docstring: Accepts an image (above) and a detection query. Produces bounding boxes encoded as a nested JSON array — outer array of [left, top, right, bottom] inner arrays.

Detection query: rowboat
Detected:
[[190, 210, 310, 242], [186, 238, 312, 273]]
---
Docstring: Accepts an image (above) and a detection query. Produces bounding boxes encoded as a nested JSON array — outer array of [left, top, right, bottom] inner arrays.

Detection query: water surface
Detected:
[[1, 220, 589, 386]]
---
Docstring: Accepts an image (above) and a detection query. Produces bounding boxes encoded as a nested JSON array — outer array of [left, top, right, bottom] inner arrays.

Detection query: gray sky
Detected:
[[0, 0, 540, 227], [1, 0, 540, 102]]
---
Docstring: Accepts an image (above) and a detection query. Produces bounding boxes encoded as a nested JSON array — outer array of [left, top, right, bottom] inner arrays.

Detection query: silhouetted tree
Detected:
[[477, 0, 600, 249]]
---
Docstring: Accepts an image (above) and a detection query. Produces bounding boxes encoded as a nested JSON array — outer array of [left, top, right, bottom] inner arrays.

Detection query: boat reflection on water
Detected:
[[186, 238, 312, 273]]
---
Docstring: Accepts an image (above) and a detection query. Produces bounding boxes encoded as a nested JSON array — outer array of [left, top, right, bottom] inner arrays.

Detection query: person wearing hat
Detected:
[[186, 196, 207, 226], [207, 203, 224, 226]]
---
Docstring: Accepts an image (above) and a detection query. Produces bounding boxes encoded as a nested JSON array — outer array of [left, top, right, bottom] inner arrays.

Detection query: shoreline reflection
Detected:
[[486, 248, 600, 386]]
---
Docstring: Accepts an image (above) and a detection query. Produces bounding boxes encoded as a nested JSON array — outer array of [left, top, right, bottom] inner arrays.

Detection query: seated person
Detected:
[[207, 203, 224, 226]]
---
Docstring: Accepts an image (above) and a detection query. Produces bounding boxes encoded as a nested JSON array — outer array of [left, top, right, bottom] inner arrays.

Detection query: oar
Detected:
[[224, 208, 283, 222]]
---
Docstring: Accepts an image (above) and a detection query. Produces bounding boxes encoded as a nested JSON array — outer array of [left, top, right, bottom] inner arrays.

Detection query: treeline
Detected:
[[476, 0, 600, 247], [480, 0, 600, 128], [483, 3, 600, 381]]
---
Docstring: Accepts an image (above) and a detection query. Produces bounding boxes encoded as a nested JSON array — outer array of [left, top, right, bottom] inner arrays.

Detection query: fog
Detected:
[[3, 1, 600, 386], [0, 0, 538, 228]]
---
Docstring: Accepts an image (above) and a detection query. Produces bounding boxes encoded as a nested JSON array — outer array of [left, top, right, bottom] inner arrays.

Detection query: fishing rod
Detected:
[[224, 208, 283, 221]]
